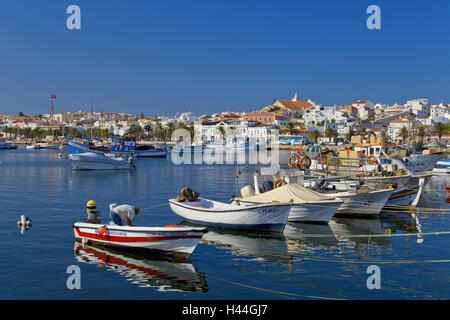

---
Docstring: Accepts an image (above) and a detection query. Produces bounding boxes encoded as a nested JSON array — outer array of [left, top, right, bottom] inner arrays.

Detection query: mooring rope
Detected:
[[208, 274, 345, 300], [139, 203, 169, 212]]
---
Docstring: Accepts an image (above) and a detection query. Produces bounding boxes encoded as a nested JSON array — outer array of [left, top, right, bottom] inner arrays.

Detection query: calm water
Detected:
[[1, 148, 450, 299]]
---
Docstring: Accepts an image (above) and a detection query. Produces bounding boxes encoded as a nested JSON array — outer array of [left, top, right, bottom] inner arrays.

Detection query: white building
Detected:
[[429, 104, 450, 124], [194, 120, 271, 143], [405, 99, 431, 118], [178, 112, 199, 125], [303, 105, 337, 125], [352, 100, 375, 120]]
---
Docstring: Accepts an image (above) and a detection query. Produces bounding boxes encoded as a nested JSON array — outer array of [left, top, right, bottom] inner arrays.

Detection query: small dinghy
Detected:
[[169, 198, 292, 232], [73, 222, 207, 258]]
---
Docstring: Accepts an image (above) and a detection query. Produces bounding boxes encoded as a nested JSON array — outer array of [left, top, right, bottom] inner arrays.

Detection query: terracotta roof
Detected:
[[354, 100, 368, 104], [276, 100, 313, 110]]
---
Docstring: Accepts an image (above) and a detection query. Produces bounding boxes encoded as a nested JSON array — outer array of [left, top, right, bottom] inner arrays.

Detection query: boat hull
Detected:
[[403, 153, 445, 172], [69, 153, 131, 170], [236, 200, 342, 223], [433, 160, 450, 175], [433, 167, 450, 175], [73, 222, 207, 258], [169, 199, 291, 232], [334, 189, 393, 217], [384, 186, 421, 210]]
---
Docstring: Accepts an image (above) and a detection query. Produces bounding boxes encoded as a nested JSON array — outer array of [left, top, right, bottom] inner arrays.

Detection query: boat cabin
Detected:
[[110, 136, 136, 152]]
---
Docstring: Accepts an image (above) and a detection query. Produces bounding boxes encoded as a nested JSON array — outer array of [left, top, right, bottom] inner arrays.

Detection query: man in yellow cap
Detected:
[[86, 200, 101, 223]]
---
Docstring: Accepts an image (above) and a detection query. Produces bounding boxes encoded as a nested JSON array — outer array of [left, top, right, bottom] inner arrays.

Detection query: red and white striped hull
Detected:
[[73, 222, 207, 258]]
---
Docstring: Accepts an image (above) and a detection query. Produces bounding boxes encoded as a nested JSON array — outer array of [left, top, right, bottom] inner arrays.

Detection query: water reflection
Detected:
[[199, 226, 292, 265], [329, 217, 391, 249], [74, 243, 208, 292], [283, 222, 339, 252]]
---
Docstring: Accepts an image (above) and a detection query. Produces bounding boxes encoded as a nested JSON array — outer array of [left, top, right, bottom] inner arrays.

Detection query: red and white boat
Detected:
[[73, 222, 207, 258]]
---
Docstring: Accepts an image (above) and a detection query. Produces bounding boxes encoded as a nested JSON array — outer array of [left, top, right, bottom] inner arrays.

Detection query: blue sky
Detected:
[[0, 0, 449, 116]]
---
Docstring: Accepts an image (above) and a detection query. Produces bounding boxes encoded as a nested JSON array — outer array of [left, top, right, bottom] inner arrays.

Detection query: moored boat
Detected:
[[331, 187, 393, 217], [168, 198, 292, 232], [110, 136, 167, 158], [384, 177, 426, 210], [73, 222, 207, 259], [234, 183, 342, 224], [69, 152, 134, 170], [26, 144, 40, 149], [0, 141, 17, 149], [433, 159, 450, 175]]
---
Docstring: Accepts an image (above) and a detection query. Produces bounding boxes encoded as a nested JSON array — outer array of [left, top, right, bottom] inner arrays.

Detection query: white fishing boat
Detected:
[[384, 177, 426, 210], [26, 144, 40, 149], [234, 183, 342, 224], [168, 198, 292, 232], [73, 222, 207, 259], [433, 159, 450, 175], [69, 152, 134, 170], [330, 187, 393, 217], [357, 144, 444, 173]]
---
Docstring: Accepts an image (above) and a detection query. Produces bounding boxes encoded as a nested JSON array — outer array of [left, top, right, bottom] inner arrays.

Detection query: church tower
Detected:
[[292, 92, 299, 102]]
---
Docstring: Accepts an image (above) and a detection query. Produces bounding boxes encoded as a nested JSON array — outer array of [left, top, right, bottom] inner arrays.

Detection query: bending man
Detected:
[[109, 203, 140, 226]]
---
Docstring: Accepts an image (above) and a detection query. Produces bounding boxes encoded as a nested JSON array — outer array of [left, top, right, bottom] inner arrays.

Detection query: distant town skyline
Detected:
[[1, 0, 449, 116]]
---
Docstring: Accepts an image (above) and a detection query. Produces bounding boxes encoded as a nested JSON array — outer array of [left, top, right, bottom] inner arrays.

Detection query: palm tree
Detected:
[[416, 126, 428, 144], [310, 130, 321, 143], [397, 127, 409, 145], [165, 122, 175, 141], [188, 125, 195, 141], [325, 127, 337, 142], [345, 127, 355, 142], [144, 124, 153, 140], [282, 122, 299, 135], [433, 122, 448, 143], [126, 125, 143, 139], [217, 126, 226, 141], [176, 122, 188, 130], [295, 122, 307, 132], [380, 130, 390, 143]]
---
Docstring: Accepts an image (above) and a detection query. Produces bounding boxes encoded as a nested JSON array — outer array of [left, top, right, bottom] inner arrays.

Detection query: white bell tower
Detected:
[[292, 92, 299, 102]]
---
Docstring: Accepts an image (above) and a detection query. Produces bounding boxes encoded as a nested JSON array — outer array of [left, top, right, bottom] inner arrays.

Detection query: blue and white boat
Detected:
[[110, 136, 167, 158], [433, 159, 450, 175], [67, 140, 105, 155], [0, 141, 17, 149]]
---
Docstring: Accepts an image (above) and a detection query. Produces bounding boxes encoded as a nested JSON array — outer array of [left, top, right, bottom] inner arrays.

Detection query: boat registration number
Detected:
[[261, 208, 280, 213]]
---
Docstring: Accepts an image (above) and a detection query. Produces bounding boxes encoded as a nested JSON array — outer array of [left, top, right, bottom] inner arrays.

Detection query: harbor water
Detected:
[[1, 148, 449, 299]]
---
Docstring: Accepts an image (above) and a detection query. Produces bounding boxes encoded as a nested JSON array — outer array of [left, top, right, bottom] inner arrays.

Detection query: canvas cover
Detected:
[[241, 183, 335, 204]]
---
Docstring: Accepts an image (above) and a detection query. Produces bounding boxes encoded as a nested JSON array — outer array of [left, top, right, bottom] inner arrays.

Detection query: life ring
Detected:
[[288, 154, 301, 168], [300, 155, 311, 169], [274, 177, 286, 189]]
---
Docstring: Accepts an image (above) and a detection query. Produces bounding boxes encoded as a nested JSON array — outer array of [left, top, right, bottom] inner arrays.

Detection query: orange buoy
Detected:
[[297, 148, 302, 154], [97, 226, 106, 235]]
